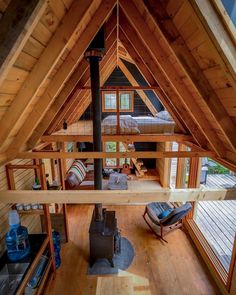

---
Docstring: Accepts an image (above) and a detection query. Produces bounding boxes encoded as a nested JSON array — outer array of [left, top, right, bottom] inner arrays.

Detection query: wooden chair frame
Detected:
[[143, 205, 183, 243]]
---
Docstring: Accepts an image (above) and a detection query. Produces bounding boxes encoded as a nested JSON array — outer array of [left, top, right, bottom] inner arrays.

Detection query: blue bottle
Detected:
[[5, 210, 30, 262], [52, 230, 61, 268]]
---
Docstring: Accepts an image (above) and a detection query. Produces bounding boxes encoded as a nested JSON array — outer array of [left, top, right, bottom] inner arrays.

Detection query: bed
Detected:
[[133, 116, 175, 134], [102, 112, 175, 135], [55, 112, 175, 136]]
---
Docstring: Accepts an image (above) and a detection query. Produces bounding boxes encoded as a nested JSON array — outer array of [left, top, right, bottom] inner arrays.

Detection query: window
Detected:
[[104, 92, 116, 111], [102, 91, 134, 112], [104, 142, 117, 167], [104, 142, 130, 167], [221, 0, 236, 26]]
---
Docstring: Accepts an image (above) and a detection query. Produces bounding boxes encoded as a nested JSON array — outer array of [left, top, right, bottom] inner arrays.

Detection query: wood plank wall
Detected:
[[0, 0, 73, 151], [0, 159, 42, 256], [156, 142, 171, 187], [166, 0, 236, 129]]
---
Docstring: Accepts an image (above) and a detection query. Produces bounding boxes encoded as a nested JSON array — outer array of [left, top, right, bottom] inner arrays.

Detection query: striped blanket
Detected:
[[69, 160, 88, 183]]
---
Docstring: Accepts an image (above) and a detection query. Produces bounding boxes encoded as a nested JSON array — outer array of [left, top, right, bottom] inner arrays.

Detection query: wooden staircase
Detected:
[[121, 142, 147, 177], [132, 158, 147, 177]]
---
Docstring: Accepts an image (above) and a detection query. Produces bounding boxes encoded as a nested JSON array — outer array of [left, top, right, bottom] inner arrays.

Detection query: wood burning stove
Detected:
[[89, 208, 121, 267], [85, 28, 121, 268]]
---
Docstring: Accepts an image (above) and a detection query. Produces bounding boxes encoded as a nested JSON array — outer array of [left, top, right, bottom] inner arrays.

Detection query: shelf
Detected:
[[18, 210, 44, 215]]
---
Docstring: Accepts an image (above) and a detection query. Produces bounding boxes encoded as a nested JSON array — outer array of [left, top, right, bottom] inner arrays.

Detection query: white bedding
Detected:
[[133, 116, 175, 134], [55, 115, 175, 136], [102, 115, 140, 134]]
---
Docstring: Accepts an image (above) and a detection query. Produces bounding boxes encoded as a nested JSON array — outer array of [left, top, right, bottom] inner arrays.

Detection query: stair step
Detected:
[[135, 170, 145, 177], [140, 166, 147, 172]]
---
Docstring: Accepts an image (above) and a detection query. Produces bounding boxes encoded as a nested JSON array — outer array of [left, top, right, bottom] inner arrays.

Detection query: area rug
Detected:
[[88, 237, 135, 275]]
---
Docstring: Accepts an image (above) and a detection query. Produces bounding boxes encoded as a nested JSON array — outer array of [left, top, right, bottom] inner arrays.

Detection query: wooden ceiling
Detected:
[[0, 0, 236, 171]]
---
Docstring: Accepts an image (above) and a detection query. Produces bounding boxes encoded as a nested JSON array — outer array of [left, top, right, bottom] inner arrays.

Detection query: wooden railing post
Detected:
[[6, 164, 16, 190]]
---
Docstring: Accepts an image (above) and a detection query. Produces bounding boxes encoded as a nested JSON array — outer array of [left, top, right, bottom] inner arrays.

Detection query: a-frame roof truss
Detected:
[[0, 0, 235, 171]]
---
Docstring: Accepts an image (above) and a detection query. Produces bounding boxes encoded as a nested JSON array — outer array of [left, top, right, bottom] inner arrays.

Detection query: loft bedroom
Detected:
[[0, 0, 236, 295], [52, 65, 178, 186]]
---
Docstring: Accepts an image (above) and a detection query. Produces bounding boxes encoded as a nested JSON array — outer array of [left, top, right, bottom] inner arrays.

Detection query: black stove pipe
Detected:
[[88, 56, 103, 221]]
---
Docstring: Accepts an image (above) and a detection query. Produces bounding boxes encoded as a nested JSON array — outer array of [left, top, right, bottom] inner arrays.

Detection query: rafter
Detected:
[[119, 0, 226, 157], [0, 0, 102, 151], [143, 0, 236, 152], [7, 0, 117, 157], [190, 0, 236, 80], [118, 58, 157, 115], [0, 0, 47, 87], [67, 53, 118, 125], [119, 13, 207, 147], [47, 31, 117, 133], [118, 32, 187, 133]]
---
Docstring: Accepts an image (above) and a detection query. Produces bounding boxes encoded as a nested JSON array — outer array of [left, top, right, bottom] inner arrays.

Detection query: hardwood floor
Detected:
[[45, 205, 221, 295]]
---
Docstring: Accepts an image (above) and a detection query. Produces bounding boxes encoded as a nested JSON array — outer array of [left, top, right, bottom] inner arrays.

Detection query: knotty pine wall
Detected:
[[0, 159, 42, 256], [156, 142, 172, 188]]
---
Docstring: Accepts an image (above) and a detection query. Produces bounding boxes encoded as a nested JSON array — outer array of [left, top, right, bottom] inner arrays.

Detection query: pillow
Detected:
[[156, 110, 173, 121], [158, 209, 173, 219], [69, 160, 88, 183]]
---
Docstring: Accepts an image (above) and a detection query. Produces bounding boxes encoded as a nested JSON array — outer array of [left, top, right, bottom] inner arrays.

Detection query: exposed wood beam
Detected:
[[104, 8, 117, 40], [118, 29, 187, 133], [67, 54, 117, 125], [188, 156, 201, 188], [47, 43, 117, 132], [7, 0, 116, 156], [118, 49, 133, 63], [176, 144, 187, 188], [214, 156, 236, 174], [119, 13, 207, 148], [118, 59, 157, 115], [143, 0, 236, 152], [6, 164, 39, 170], [211, 0, 236, 45], [66, 53, 118, 125], [118, 44, 134, 63], [119, 0, 225, 157], [81, 85, 160, 90], [0, 0, 101, 151], [47, 36, 117, 133], [190, 0, 236, 80], [0, 153, 7, 166], [28, 59, 89, 146], [56, 37, 118, 127], [184, 141, 207, 152], [51, 13, 118, 130], [0, 0, 47, 87], [41, 134, 194, 143], [0, 187, 235, 204], [36, 21, 116, 136], [17, 150, 216, 159]]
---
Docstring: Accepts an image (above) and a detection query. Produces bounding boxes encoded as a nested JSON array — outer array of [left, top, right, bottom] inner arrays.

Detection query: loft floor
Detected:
[[45, 205, 220, 295]]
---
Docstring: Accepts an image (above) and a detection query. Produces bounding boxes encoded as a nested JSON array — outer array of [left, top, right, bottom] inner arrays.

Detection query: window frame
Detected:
[[102, 90, 134, 113], [103, 141, 132, 168]]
